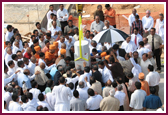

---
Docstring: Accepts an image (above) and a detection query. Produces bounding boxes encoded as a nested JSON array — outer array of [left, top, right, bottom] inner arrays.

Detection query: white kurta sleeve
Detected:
[[4, 73, 16, 86], [28, 74, 36, 81], [128, 15, 132, 27], [57, 11, 63, 22], [147, 18, 154, 31], [63, 9, 69, 21]]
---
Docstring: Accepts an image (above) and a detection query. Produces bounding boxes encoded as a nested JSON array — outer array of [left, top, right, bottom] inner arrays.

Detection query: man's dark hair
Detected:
[[90, 34, 94, 38], [5, 41, 10, 45], [16, 50, 21, 54], [151, 27, 156, 32], [4, 63, 8, 72], [37, 106, 43, 111], [150, 87, 156, 94], [105, 4, 110, 8], [46, 33, 51, 37], [35, 22, 40, 26], [23, 41, 28, 47], [47, 79, 53, 87], [112, 81, 117, 88], [17, 61, 24, 67], [92, 48, 97, 53], [8, 60, 14, 67], [134, 27, 139, 31], [21, 95, 28, 103], [14, 33, 21, 38], [142, 53, 148, 58], [49, 4, 54, 7], [38, 93, 44, 101], [112, 44, 119, 50], [59, 77, 65, 84], [127, 73, 134, 79], [69, 61, 75, 68], [88, 88, 94, 96], [31, 35, 35, 39], [126, 53, 131, 58], [139, 41, 144, 47], [73, 90, 79, 98], [133, 51, 138, 55], [159, 13, 164, 17], [31, 81, 37, 88], [135, 81, 141, 89], [12, 94, 18, 102], [27, 92, 33, 100], [85, 30, 90, 34], [93, 65, 98, 71], [39, 52, 45, 58], [33, 39, 38, 44], [67, 70, 72, 78], [43, 107, 49, 111], [45, 40, 49, 45], [4, 101, 6, 107], [7, 25, 12, 31], [65, 66, 71, 72], [33, 30, 38, 34], [98, 61, 104, 66], [13, 28, 18, 34], [23, 58, 29, 63], [84, 66, 90, 73], [148, 64, 154, 71], [65, 56, 71, 61], [116, 77, 123, 84], [97, 5, 102, 9], [68, 82, 74, 90], [109, 56, 115, 63], [90, 76, 96, 85], [135, 15, 139, 19], [68, 20, 73, 23]]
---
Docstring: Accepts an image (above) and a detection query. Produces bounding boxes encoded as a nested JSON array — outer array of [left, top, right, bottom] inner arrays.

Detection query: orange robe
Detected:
[[54, 48, 59, 58], [45, 51, 55, 66], [104, 8, 116, 26], [140, 80, 150, 96], [34, 53, 40, 63]]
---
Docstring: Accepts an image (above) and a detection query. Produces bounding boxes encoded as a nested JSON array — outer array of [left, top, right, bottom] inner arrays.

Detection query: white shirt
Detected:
[[5, 30, 14, 41], [13, 60, 18, 71], [155, 19, 164, 44], [52, 84, 72, 105], [45, 92, 56, 111], [26, 98, 39, 111], [49, 26, 62, 40], [103, 25, 114, 30], [77, 87, 89, 102], [121, 41, 137, 53], [129, 89, 146, 109], [29, 88, 41, 102], [86, 95, 103, 110], [66, 76, 79, 90], [65, 36, 76, 49], [142, 16, 154, 31], [137, 47, 150, 58], [39, 39, 46, 49], [4, 92, 12, 110], [131, 33, 143, 48], [57, 8, 69, 22], [104, 42, 114, 50], [47, 19, 61, 30], [98, 66, 113, 83], [146, 71, 160, 86], [8, 102, 23, 111], [47, 10, 57, 20], [12, 40, 23, 51], [37, 101, 52, 111], [78, 72, 91, 87], [114, 91, 126, 106], [4, 73, 17, 86], [7, 67, 15, 76], [140, 59, 152, 77], [89, 43, 102, 53], [28, 61, 36, 75], [128, 13, 138, 27], [5, 53, 12, 66], [12, 45, 21, 54]]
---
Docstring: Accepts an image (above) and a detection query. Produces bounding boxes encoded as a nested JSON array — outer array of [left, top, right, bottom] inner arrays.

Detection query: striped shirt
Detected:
[[131, 20, 143, 36]]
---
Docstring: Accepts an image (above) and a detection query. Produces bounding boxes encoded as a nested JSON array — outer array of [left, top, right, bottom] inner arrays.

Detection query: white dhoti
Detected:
[[54, 103, 70, 111]]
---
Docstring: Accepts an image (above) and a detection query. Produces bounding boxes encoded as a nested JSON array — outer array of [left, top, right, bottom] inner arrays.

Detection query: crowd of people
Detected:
[[4, 4, 164, 111]]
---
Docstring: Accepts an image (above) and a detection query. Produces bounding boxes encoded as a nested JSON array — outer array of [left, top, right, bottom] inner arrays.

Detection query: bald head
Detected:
[[79, 81, 84, 88], [61, 43, 66, 49], [30, 56, 36, 63], [106, 80, 112, 86], [40, 63, 45, 69]]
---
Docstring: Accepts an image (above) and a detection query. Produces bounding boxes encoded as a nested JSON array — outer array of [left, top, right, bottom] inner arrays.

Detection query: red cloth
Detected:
[[23, 52, 32, 59]]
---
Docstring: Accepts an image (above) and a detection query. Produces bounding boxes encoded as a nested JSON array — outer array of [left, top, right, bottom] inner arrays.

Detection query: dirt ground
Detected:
[[76, 4, 164, 34]]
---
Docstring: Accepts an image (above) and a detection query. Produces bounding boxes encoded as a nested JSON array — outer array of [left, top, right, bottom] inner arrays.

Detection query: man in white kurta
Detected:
[[8, 95, 23, 111], [121, 36, 137, 53], [45, 92, 56, 111], [128, 9, 138, 34], [29, 81, 41, 102], [142, 10, 154, 37], [5, 47, 13, 66], [28, 56, 36, 75], [140, 53, 152, 77], [5, 25, 13, 41], [77, 81, 89, 102], [46, 5, 57, 20], [52, 77, 72, 111], [155, 13, 164, 44]]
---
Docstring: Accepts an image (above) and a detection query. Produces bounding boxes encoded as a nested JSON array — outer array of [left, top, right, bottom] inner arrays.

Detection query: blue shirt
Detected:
[[90, 50, 102, 56], [17, 73, 32, 89], [49, 67, 57, 80], [143, 94, 162, 109]]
